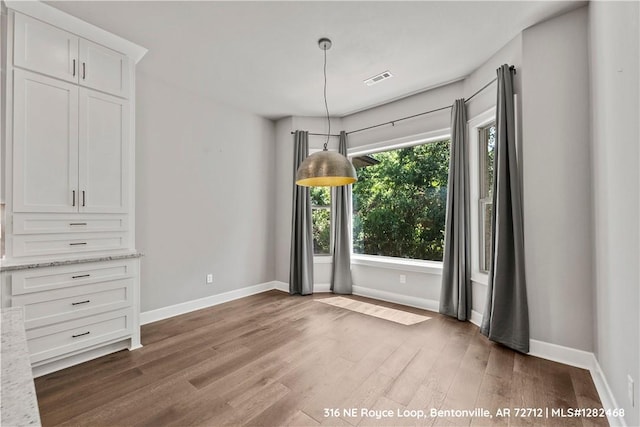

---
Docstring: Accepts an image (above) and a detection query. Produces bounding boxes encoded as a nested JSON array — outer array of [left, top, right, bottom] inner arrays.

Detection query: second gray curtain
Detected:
[[330, 131, 353, 294], [439, 99, 472, 320], [289, 131, 314, 295], [480, 65, 529, 353]]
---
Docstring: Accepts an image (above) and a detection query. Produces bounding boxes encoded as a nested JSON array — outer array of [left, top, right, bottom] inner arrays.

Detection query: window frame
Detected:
[[308, 148, 333, 259], [478, 121, 496, 274], [310, 186, 332, 257], [468, 108, 496, 285], [347, 128, 451, 269]]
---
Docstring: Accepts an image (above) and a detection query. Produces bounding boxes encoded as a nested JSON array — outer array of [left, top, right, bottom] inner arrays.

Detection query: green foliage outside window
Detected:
[[311, 186, 331, 255], [352, 140, 450, 261]]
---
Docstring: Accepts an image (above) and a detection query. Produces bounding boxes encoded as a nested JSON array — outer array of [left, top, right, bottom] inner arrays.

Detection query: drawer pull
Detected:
[[71, 300, 91, 306], [69, 242, 87, 246], [71, 274, 91, 279], [69, 222, 87, 226], [72, 331, 90, 338]]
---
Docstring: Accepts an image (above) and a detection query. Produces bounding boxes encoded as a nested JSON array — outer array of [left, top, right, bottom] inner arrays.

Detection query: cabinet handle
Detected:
[[69, 222, 87, 226], [69, 242, 87, 246], [72, 331, 90, 338], [72, 190, 76, 207], [82, 62, 86, 79], [72, 59, 76, 77], [71, 274, 91, 279], [82, 191, 86, 207], [71, 300, 90, 306]]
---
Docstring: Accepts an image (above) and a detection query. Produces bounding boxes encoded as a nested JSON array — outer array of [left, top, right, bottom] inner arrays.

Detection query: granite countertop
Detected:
[[1, 307, 42, 426], [0, 252, 143, 272]]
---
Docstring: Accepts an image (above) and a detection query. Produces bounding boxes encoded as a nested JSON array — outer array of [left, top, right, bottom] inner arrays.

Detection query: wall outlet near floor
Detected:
[[628, 375, 635, 406], [399, 274, 406, 284], [206, 273, 214, 284]]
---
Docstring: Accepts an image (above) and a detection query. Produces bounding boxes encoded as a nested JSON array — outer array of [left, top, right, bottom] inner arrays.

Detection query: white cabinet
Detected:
[[79, 89, 129, 213], [2, 257, 140, 374], [13, 12, 128, 98], [12, 69, 79, 213], [79, 39, 129, 98], [13, 13, 79, 84], [12, 70, 129, 215], [1, 1, 145, 377]]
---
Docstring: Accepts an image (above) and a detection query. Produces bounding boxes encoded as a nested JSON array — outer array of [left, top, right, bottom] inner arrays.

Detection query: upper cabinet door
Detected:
[[13, 13, 79, 83], [13, 69, 79, 213], [79, 39, 129, 98], [78, 88, 129, 213]]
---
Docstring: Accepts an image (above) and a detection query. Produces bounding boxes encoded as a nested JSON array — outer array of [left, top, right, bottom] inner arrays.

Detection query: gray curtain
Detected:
[[480, 65, 529, 353], [289, 131, 314, 295], [439, 99, 471, 321], [330, 131, 353, 294]]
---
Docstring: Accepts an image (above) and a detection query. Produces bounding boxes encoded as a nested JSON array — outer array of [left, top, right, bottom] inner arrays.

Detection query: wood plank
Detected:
[[33, 291, 607, 427], [569, 368, 608, 427]]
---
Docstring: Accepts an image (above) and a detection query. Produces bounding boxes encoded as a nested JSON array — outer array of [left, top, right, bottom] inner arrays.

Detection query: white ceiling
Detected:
[[47, 1, 584, 120]]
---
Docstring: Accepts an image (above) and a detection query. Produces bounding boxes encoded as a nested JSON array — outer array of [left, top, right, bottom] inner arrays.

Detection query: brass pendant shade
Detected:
[[295, 150, 357, 187], [295, 37, 357, 188]]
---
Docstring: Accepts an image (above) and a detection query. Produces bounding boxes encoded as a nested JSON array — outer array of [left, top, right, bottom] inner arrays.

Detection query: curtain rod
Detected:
[[290, 66, 515, 137]]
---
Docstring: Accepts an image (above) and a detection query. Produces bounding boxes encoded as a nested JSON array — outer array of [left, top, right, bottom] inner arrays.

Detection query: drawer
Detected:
[[12, 232, 128, 258], [26, 309, 132, 364], [13, 214, 128, 234], [13, 278, 133, 329], [11, 260, 137, 295]]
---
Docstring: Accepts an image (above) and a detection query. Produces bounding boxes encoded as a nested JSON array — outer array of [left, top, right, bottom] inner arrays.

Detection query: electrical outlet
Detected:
[[628, 375, 635, 406], [206, 274, 213, 284], [399, 274, 406, 284]]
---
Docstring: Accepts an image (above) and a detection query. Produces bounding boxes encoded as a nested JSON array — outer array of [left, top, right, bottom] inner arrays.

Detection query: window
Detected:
[[478, 123, 496, 272], [311, 186, 331, 255], [352, 139, 450, 262]]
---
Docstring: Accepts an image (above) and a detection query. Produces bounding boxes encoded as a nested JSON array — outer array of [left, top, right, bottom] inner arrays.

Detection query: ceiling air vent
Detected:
[[364, 71, 393, 86]]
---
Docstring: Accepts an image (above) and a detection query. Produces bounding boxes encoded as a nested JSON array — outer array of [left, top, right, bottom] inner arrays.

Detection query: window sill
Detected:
[[351, 254, 443, 275], [314, 256, 332, 264]]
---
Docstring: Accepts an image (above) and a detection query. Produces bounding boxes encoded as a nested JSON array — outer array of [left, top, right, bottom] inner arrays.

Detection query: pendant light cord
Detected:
[[323, 47, 330, 151]]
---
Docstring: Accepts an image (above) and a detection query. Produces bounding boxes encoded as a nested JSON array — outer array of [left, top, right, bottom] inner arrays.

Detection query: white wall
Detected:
[[343, 81, 462, 150], [463, 34, 522, 117], [136, 71, 276, 312], [521, 6, 594, 352], [589, 1, 640, 425]]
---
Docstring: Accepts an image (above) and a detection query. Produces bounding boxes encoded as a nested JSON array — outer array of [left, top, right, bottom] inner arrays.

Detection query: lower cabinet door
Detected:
[[13, 278, 133, 329], [26, 308, 132, 364], [10, 260, 135, 295]]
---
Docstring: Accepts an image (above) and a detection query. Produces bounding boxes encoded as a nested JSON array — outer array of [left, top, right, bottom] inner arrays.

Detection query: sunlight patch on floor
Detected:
[[317, 297, 431, 325]]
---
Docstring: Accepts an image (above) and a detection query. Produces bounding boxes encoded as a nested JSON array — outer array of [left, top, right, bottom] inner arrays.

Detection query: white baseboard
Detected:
[[589, 356, 627, 427], [273, 281, 288, 292], [139, 281, 278, 325], [271, 281, 331, 293], [470, 310, 483, 327], [529, 339, 595, 371], [352, 285, 440, 312], [314, 283, 331, 293]]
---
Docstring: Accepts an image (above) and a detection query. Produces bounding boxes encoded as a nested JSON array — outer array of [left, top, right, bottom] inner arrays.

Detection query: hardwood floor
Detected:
[[34, 290, 607, 427]]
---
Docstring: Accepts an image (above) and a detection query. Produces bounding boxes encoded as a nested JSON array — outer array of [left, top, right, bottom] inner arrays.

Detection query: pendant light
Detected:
[[295, 38, 357, 187]]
